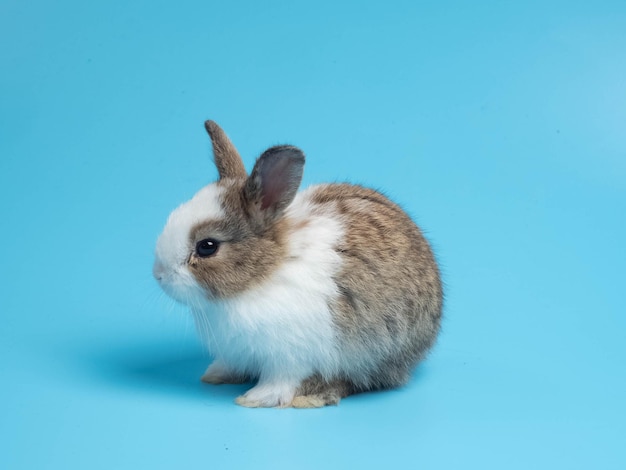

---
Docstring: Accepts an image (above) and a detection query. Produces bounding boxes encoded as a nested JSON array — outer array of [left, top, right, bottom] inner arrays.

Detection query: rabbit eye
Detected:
[[196, 239, 220, 257]]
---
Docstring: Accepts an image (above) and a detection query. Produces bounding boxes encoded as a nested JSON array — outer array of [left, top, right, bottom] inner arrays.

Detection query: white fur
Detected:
[[190, 186, 345, 407], [154, 184, 224, 303]]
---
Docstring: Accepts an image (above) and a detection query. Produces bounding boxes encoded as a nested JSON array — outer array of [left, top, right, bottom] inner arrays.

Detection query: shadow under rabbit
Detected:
[[79, 339, 249, 401], [77, 337, 433, 406]]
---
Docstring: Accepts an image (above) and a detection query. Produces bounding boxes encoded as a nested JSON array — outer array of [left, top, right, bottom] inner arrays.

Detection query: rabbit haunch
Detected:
[[153, 120, 442, 408]]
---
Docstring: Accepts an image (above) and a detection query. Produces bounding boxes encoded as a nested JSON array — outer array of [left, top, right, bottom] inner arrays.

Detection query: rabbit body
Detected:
[[154, 121, 442, 408]]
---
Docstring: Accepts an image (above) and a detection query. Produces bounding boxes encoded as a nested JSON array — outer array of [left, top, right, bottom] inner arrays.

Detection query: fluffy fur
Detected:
[[154, 120, 443, 408]]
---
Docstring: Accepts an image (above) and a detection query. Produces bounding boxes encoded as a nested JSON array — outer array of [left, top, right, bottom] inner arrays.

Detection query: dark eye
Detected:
[[196, 238, 220, 257]]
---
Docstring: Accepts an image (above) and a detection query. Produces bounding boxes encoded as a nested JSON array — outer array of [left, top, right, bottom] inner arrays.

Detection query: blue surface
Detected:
[[2, 1, 625, 468]]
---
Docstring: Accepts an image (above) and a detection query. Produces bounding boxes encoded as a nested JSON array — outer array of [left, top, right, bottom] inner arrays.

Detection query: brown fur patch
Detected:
[[187, 180, 290, 298], [292, 374, 357, 407], [205, 120, 247, 180], [312, 184, 443, 390]]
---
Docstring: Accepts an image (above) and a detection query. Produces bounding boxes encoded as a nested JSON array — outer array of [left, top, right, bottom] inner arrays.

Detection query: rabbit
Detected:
[[153, 120, 443, 408]]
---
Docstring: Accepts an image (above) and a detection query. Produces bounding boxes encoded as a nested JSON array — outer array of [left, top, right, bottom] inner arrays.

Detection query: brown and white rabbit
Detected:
[[153, 120, 443, 408]]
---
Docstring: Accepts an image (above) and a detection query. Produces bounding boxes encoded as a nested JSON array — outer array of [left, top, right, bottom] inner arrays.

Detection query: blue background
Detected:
[[1, 1, 625, 468]]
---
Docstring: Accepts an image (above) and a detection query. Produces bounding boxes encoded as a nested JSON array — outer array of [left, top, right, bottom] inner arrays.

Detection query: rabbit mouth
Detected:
[[152, 259, 166, 282]]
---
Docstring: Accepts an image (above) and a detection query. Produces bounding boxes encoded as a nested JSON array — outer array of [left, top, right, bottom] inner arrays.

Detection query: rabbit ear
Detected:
[[244, 145, 305, 215], [204, 120, 247, 180]]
